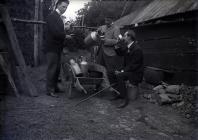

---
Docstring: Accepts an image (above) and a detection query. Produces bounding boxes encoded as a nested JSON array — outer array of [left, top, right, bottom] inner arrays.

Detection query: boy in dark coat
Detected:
[[45, 0, 71, 97]]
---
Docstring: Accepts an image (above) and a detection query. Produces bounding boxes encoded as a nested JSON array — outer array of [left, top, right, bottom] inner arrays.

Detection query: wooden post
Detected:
[[39, 0, 44, 64], [34, 0, 39, 66], [0, 54, 19, 97], [11, 18, 46, 24], [82, 15, 84, 26], [0, 4, 38, 97]]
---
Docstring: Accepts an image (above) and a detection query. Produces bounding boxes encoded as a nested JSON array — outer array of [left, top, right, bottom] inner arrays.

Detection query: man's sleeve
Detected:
[[113, 26, 120, 39], [104, 26, 120, 46], [97, 26, 102, 32], [97, 26, 105, 36], [115, 40, 127, 56], [47, 14, 65, 40]]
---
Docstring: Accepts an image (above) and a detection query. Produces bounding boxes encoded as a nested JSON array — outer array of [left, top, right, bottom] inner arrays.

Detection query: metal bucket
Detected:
[[127, 83, 139, 101], [84, 31, 99, 46]]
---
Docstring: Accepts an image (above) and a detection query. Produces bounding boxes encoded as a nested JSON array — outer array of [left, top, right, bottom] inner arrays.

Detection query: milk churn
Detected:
[[69, 59, 82, 76], [80, 56, 88, 76], [84, 31, 99, 46]]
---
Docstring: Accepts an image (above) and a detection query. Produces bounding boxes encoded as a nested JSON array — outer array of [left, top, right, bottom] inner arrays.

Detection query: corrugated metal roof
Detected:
[[114, 0, 198, 26]]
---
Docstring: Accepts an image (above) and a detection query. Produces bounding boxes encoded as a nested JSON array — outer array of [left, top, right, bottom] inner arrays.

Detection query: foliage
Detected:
[[75, 0, 147, 27], [75, 1, 123, 27], [70, 0, 134, 51], [64, 28, 88, 52]]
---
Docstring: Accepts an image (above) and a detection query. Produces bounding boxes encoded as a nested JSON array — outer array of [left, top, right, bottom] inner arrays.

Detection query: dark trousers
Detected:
[[116, 72, 136, 100], [96, 48, 123, 73], [46, 52, 61, 93]]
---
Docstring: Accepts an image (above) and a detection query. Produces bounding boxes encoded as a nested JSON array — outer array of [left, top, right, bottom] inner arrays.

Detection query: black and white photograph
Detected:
[[0, 0, 198, 139]]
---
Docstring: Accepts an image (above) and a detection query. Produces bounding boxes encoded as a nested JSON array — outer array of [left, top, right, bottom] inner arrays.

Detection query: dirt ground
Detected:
[[0, 51, 198, 140]]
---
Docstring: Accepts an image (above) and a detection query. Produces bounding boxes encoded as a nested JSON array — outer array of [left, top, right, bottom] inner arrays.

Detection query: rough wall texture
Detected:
[[5, 0, 35, 65], [5, 0, 52, 65]]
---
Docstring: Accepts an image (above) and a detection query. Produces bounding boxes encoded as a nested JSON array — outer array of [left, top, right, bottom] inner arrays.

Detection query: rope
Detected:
[[75, 83, 118, 106]]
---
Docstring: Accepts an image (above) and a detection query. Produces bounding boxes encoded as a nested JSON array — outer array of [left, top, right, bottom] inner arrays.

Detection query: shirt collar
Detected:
[[56, 9, 61, 15], [127, 41, 134, 49]]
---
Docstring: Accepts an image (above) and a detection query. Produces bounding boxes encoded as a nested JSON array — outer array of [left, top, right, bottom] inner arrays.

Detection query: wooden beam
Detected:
[[39, 0, 44, 64], [12, 18, 46, 24], [1, 19, 99, 30], [1, 18, 46, 24], [34, 0, 40, 66], [72, 26, 97, 30], [0, 5, 26, 66], [0, 54, 19, 97], [0, 4, 38, 97]]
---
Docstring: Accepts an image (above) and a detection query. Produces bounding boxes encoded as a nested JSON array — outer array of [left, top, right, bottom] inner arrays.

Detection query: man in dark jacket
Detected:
[[46, 0, 70, 97], [114, 30, 144, 108]]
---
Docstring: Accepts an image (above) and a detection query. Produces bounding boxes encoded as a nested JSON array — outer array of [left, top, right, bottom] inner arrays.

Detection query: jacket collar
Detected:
[[127, 41, 134, 49], [127, 42, 137, 53], [55, 9, 61, 15]]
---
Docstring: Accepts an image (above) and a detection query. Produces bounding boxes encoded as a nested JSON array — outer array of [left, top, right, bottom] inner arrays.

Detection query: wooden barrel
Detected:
[[126, 82, 139, 101], [144, 67, 164, 85]]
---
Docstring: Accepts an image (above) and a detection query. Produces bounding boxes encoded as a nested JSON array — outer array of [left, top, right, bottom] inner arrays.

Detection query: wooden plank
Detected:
[[12, 18, 46, 24], [0, 25, 10, 50], [0, 4, 38, 97], [72, 26, 97, 30], [39, 0, 44, 64], [134, 21, 196, 41], [0, 5, 26, 66], [0, 18, 46, 24], [34, 0, 40, 66], [143, 53, 198, 71], [0, 54, 19, 97]]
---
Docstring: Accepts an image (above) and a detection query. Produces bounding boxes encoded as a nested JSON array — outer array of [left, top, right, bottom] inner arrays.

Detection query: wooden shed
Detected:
[[114, 0, 198, 85], [0, 0, 51, 96]]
